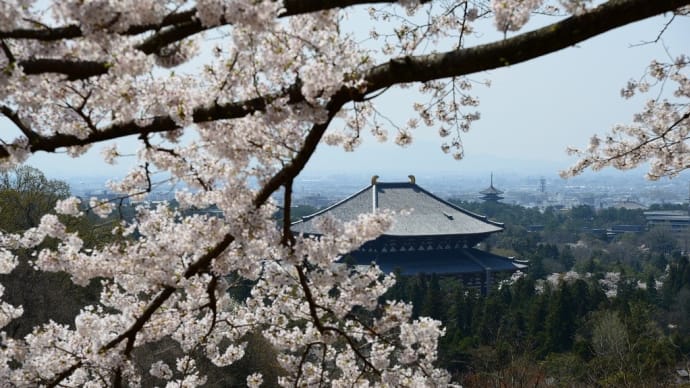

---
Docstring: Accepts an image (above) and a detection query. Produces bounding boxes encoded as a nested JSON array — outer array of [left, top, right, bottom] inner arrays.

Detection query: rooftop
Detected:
[[644, 210, 690, 222], [291, 176, 504, 237]]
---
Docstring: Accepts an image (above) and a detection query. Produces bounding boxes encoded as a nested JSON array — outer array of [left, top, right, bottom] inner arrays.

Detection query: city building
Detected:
[[291, 175, 526, 294], [644, 210, 690, 232]]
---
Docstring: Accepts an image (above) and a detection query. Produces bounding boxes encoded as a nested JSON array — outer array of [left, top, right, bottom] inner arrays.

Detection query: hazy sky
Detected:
[[306, 11, 689, 179], [17, 7, 690, 183]]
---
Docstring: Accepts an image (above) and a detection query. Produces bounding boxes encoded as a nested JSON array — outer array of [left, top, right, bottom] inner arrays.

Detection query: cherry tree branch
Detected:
[[294, 342, 319, 384], [0, 40, 15, 62], [200, 275, 220, 341], [45, 107, 337, 382], [137, 0, 426, 54], [102, 233, 236, 355], [10, 0, 688, 81], [281, 179, 295, 246], [42, 231, 234, 385], [45, 361, 84, 388], [569, 110, 690, 177], [253, 95, 346, 206], [19, 58, 110, 80], [0, 105, 39, 142], [1, 0, 686, 162], [362, 0, 690, 90], [0, 85, 295, 158], [1, 1, 403, 53], [0, 11, 196, 41]]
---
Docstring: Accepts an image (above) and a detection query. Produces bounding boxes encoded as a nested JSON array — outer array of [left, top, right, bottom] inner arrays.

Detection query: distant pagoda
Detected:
[[291, 175, 525, 294], [479, 173, 504, 202]]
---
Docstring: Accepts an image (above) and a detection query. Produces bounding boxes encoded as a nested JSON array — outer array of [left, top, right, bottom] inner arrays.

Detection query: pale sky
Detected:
[[18, 8, 690, 183], [306, 11, 689, 179]]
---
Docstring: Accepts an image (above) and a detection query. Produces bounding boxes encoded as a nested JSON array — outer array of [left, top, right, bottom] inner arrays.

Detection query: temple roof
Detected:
[[291, 177, 504, 237], [479, 185, 504, 195]]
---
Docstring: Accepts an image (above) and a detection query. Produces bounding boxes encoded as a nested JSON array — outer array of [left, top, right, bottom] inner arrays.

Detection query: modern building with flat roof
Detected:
[[644, 210, 690, 232]]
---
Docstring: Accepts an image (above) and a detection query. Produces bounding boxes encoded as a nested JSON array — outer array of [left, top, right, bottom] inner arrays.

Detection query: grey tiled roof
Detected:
[[479, 184, 504, 195], [348, 248, 526, 275], [291, 181, 503, 237]]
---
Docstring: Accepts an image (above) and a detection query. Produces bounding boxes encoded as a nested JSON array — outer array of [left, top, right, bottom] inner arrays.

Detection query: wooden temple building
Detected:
[[291, 176, 526, 294]]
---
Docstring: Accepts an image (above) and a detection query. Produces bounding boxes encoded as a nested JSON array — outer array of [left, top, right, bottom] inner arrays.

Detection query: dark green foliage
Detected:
[[134, 331, 283, 387], [380, 199, 690, 384], [0, 167, 287, 383], [544, 283, 576, 353], [386, 262, 681, 385], [0, 166, 69, 231], [0, 166, 107, 338]]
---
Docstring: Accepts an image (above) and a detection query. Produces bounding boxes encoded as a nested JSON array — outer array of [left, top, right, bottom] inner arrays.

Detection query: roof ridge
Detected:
[[291, 183, 373, 224], [291, 179, 505, 235]]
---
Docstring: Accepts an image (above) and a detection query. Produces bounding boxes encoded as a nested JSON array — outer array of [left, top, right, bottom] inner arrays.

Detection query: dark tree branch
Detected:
[[0, 83, 296, 158], [281, 179, 296, 246], [323, 324, 381, 374], [581, 110, 690, 172], [294, 342, 317, 385], [102, 233, 235, 355], [17, 0, 686, 81], [137, 0, 423, 54], [253, 94, 346, 206], [0, 10, 196, 41], [630, 14, 677, 46], [0, 0, 687, 174], [0, 40, 15, 63], [64, 101, 97, 134], [362, 0, 690, 91], [141, 135, 212, 190], [45, 360, 84, 388], [0, 2, 402, 49], [1, 24, 82, 41], [282, 0, 407, 16], [19, 58, 109, 80], [0, 105, 38, 142], [295, 264, 325, 332], [137, 20, 200, 55], [201, 274, 220, 341]]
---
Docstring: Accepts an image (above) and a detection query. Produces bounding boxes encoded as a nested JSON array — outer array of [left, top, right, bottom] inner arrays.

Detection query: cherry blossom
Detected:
[[564, 54, 689, 180], [0, 0, 686, 386]]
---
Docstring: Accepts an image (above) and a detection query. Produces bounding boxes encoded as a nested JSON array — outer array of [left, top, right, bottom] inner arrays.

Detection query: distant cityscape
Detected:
[[63, 170, 690, 210], [290, 171, 690, 209]]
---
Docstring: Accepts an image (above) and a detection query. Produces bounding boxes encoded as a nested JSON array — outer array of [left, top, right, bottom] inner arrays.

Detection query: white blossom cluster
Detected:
[[492, 0, 544, 32], [564, 54, 690, 179], [364, 2, 490, 159], [536, 271, 659, 299], [497, 269, 526, 289]]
